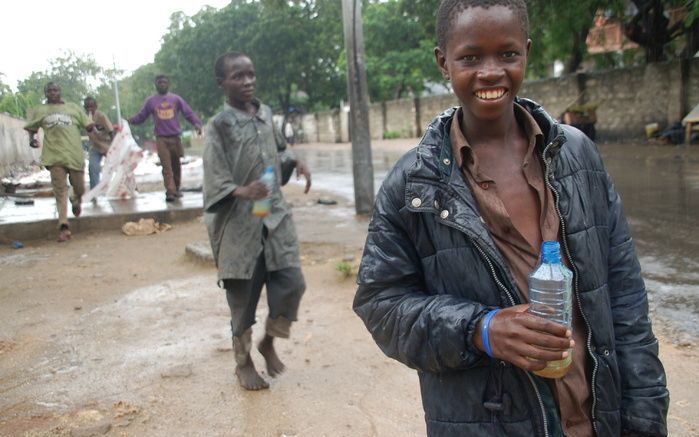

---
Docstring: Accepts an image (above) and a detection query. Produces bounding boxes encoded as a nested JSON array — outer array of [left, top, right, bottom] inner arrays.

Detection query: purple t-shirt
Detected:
[[129, 93, 202, 137]]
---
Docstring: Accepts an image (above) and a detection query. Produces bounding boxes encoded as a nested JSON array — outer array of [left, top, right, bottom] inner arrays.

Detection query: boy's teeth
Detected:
[[476, 89, 504, 100]]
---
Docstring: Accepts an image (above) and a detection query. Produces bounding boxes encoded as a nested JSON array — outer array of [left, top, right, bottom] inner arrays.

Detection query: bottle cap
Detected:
[[541, 241, 561, 263]]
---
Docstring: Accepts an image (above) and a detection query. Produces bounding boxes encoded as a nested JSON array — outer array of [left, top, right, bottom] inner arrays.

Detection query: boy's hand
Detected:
[[233, 181, 269, 200], [474, 304, 573, 372], [295, 160, 312, 193]]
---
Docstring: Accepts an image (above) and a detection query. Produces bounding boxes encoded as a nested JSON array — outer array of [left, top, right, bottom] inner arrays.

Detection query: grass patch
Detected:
[[335, 261, 354, 279]]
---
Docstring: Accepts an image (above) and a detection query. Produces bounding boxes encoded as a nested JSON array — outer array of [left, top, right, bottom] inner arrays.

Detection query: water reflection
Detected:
[[295, 142, 699, 339], [293, 147, 408, 201]]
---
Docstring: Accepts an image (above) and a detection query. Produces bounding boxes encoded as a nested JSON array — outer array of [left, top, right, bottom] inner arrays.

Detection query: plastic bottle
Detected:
[[528, 241, 573, 379], [251, 165, 275, 218]]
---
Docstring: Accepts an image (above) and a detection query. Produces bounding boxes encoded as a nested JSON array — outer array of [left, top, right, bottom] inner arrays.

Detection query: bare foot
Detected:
[[235, 358, 269, 390], [258, 335, 286, 377]]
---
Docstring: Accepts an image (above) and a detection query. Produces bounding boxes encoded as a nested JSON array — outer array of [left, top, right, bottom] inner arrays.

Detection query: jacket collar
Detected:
[[404, 98, 564, 295]]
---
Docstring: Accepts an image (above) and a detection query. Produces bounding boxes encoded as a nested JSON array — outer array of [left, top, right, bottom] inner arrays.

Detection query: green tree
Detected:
[[0, 73, 10, 97], [362, 0, 441, 101], [527, 0, 627, 76], [154, 0, 345, 120], [17, 51, 105, 105], [0, 91, 40, 119], [97, 63, 162, 141]]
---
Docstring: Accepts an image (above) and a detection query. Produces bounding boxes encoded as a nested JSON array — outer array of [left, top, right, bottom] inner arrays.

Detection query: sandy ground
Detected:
[[1, 160, 698, 436]]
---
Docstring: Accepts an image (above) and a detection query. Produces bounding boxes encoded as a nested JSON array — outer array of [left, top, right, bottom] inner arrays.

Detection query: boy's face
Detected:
[[84, 100, 97, 113], [45, 84, 61, 104], [218, 56, 256, 109], [155, 78, 170, 95], [435, 5, 530, 122]]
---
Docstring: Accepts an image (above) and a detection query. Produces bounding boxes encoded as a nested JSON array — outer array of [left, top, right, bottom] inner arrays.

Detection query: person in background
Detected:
[[24, 82, 95, 242], [127, 75, 202, 202], [203, 51, 311, 391], [83, 97, 114, 190], [353, 0, 668, 436]]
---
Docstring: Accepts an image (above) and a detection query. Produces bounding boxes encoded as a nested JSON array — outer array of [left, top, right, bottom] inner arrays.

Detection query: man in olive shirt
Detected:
[[25, 82, 95, 242]]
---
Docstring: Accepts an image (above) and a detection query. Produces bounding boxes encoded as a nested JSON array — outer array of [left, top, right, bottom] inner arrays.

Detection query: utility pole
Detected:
[[342, 0, 374, 215]]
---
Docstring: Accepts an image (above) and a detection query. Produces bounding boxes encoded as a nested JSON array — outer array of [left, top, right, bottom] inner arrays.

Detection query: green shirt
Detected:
[[24, 102, 91, 171]]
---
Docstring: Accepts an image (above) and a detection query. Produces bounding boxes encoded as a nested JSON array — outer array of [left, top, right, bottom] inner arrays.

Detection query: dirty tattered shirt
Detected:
[[203, 100, 299, 281]]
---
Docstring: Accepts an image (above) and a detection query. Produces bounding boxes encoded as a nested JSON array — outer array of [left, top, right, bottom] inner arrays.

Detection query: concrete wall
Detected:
[[689, 58, 699, 115], [385, 98, 418, 138], [339, 107, 350, 143], [300, 113, 318, 143], [300, 59, 698, 143], [417, 94, 459, 133], [368, 103, 383, 140], [0, 113, 40, 178], [316, 109, 342, 143], [520, 75, 581, 121]]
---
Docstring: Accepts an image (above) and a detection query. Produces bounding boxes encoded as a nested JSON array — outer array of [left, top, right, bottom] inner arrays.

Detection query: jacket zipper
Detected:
[[541, 139, 600, 436], [439, 218, 549, 437]]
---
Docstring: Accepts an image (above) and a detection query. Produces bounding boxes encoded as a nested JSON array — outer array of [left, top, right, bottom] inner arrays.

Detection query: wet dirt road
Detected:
[[1, 140, 697, 436], [294, 141, 699, 342]]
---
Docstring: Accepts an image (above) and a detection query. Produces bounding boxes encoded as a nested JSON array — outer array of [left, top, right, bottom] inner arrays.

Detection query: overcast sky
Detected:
[[0, 0, 230, 90]]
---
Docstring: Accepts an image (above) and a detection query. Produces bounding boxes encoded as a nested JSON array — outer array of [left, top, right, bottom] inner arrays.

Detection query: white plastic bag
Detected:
[[83, 121, 143, 201]]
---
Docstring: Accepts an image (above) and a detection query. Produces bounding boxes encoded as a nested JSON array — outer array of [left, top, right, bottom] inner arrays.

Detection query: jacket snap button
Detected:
[[443, 158, 451, 165], [411, 198, 422, 208], [603, 349, 610, 356], [440, 210, 449, 219]]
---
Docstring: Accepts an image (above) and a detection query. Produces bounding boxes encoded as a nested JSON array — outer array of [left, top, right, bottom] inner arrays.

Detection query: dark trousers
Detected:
[[156, 135, 183, 196], [223, 252, 305, 362]]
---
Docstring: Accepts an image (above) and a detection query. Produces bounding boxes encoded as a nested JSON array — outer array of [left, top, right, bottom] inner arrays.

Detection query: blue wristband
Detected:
[[480, 309, 500, 358]]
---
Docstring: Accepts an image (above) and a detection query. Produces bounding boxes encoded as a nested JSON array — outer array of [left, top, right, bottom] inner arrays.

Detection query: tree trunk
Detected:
[[565, 28, 589, 74]]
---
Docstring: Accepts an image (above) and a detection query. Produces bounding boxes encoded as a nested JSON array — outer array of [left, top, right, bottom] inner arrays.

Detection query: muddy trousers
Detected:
[[48, 166, 85, 227], [156, 135, 183, 197], [223, 254, 305, 365]]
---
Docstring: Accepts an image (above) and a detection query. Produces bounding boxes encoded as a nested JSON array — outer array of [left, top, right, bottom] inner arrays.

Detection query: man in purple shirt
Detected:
[[128, 75, 203, 201]]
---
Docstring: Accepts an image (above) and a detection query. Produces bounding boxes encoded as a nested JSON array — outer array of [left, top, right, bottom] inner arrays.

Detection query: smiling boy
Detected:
[[354, 1, 668, 436]]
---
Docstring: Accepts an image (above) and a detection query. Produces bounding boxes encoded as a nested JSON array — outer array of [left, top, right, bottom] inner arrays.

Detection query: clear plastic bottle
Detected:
[[528, 241, 573, 379], [251, 165, 275, 218]]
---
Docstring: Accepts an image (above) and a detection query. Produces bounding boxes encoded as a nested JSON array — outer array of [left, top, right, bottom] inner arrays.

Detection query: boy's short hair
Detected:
[[214, 51, 248, 80], [154, 74, 169, 82], [436, 0, 528, 51], [83, 96, 96, 106], [44, 82, 59, 93]]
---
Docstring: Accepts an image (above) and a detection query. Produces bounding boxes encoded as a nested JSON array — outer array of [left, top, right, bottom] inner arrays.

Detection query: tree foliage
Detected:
[[0, 52, 104, 118], [154, 0, 345, 119], [4, 0, 698, 126], [16, 51, 105, 105], [362, 0, 441, 101]]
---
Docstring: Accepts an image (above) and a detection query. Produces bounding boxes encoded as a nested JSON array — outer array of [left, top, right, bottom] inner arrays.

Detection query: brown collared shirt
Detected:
[[450, 104, 593, 437]]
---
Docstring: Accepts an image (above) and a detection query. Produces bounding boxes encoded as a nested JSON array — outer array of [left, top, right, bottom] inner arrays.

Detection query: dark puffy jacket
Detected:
[[354, 99, 669, 436]]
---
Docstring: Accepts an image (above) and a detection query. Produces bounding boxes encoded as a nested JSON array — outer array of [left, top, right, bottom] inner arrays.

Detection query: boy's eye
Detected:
[[462, 55, 479, 62], [501, 51, 519, 59]]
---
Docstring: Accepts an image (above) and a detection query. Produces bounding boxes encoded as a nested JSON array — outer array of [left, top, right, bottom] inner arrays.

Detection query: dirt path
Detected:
[[0, 183, 697, 436]]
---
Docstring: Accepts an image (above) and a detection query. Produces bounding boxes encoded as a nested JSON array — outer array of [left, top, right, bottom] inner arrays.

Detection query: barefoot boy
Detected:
[[354, 1, 668, 435], [203, 51, 311, 390]]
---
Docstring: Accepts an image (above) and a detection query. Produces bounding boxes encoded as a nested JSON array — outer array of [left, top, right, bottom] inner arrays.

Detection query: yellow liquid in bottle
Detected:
[[251, 199, 271, 217], [532, 352, 572, 379]]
